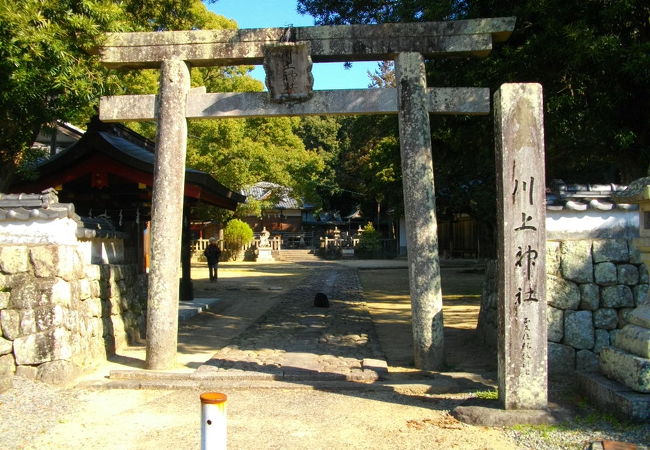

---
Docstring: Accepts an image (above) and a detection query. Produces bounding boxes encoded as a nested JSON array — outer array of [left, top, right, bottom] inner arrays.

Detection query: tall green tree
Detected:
[[335, 114, 402, 222], [298, 0, 650, 183], [293, 115, 344, 212], [1, 0, 326, 226], [0, 0, 124, 190], [298, 0, 649, 253], [186, 115, 325, 220], [289, 64, 404, 225], [0, 0, 226, 192], [341, 61, 403, 224]]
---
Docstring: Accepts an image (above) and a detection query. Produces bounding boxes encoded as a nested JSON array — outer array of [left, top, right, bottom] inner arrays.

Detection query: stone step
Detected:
[[279, 254, 320, 260], [599, 346, 650, 393], [612, 324, 650, 359], [278, 249, 321, 262], [577, 371, 650, 422]]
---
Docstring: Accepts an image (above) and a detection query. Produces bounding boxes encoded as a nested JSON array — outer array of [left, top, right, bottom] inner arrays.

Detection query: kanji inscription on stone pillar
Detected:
[[494, 83, 547, 410], [263, 42, 314, 103]]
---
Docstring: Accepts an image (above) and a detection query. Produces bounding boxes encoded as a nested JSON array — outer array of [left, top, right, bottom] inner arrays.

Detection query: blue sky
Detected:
[[205, 0, 380, 90]]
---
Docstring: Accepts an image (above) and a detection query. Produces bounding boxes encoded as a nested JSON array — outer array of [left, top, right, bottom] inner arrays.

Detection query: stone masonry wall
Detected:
[[478, 239, 650, 373], [0, 244, 146, 390]]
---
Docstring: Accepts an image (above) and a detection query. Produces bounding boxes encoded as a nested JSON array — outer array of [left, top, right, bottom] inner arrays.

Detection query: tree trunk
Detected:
[[0, 163, 16, 193], [0, 119, 43, 193]]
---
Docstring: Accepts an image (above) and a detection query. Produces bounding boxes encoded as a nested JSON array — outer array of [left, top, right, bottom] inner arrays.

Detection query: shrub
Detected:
[[356, 223, 382, 259], [222, 219, 254, 260], [316, 243, 342, 260]]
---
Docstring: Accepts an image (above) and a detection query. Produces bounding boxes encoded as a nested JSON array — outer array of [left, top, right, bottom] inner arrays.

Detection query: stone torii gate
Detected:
[[98, 18, 521, 378]]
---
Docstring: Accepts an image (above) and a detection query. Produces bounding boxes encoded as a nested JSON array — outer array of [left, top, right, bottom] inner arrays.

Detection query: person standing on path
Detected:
[[204, 237, 222, 283]]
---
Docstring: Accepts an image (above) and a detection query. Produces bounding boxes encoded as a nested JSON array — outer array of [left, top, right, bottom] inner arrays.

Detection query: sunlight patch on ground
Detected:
[[193, 263, 309, 280], [361, 292, 409, 302], [358, 267, 485, 354], [443, 294, 481, 300]]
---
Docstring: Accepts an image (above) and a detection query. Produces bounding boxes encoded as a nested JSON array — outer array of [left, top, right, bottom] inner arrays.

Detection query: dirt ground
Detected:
[[2, 261, 523, 450], [73, 262, 313, 375], [359, 266, 493, 372], [16, 379, 518, 449], [2, 261, 647, 449]]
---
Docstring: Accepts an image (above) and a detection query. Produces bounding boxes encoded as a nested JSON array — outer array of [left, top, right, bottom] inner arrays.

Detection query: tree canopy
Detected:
[[0, 0, 120, 190], [1, 0, 328, 223], [298, 0, 649, 183], [296, 0, 649, 249], [0, 0, 227, 191]]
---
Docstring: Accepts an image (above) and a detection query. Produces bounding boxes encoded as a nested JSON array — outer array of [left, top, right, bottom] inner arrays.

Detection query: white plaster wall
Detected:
[[0, 218, 78, 245], [0, 218, 125, 263], [78, 239, 125, 264], [397, 210, 639, 252], [546, 210, 639, 240]]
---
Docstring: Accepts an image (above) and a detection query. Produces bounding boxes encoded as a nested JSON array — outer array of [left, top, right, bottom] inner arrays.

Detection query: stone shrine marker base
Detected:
[[257, 247, 273, 262], [577, 372, 650, 422], [451, 402, 572, 427]]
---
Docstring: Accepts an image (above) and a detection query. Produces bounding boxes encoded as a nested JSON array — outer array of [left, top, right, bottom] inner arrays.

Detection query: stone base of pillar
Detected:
[[452, 403, 571, 426], [257, 247, 273, 262]]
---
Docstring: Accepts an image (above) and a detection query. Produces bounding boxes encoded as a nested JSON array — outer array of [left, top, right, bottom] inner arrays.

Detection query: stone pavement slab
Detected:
[[193, 265, 387, 383], [178, 297, 222, 321]]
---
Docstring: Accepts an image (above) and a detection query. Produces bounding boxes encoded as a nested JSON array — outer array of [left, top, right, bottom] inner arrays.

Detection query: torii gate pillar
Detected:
[[396, 53, 444, 369], [146, 58, 191, 369]]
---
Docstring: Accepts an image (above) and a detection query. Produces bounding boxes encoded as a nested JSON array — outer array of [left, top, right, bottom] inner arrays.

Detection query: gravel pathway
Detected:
[[197, 264, 385, 380], [1, 261, 649, 449], [0, 377, 83, 447]]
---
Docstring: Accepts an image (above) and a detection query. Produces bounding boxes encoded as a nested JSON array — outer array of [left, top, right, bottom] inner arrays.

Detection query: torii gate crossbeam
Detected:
[[100, 88, 490, 121], [99, 18, 515, 68]]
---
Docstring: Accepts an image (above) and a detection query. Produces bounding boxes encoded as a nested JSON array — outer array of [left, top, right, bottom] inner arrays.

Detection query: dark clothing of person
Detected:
[[204, 243, 222, 282], [204, 243, 221, 264]]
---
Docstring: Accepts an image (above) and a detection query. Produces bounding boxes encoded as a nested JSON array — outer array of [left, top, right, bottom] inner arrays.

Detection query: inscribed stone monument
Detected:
[[495, 83, 547, 410], [263, 42, 314, 103]]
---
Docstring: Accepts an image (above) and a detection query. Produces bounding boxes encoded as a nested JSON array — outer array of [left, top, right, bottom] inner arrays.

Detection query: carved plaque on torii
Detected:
[[263, 42, 314, 103]]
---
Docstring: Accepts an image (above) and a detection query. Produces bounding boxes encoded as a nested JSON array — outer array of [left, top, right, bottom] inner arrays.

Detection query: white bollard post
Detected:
[[201, 392, 228, 450]]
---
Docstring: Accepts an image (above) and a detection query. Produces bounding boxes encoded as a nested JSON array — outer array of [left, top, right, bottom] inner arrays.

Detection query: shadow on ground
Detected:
[[359, 266, 496, 374], [107, 261, 499, 409]]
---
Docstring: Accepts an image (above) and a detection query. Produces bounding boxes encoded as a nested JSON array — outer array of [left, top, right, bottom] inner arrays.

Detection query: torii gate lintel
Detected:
[[99, 17, 516, 69]]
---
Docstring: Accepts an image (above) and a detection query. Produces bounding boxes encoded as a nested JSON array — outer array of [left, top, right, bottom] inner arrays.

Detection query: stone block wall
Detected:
[[0, 244, 146, 390], [478, 239, 650, 373]]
